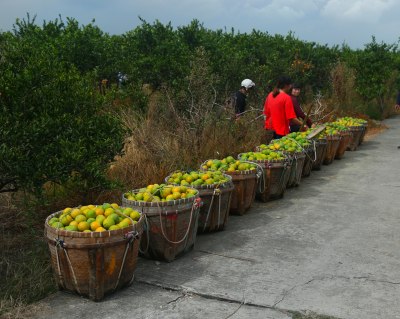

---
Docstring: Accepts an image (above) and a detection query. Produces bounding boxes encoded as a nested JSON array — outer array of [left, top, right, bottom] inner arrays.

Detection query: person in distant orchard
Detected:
[[395, 90, 400, 148], [289, 83, 312, 132], [395, 90, 400, 111], [234, 79, 255, 117], [263, 76, 304, 139]]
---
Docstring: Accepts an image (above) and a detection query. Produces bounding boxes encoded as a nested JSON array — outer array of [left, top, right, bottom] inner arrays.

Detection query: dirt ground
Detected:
[[363, 121, 387, 141]]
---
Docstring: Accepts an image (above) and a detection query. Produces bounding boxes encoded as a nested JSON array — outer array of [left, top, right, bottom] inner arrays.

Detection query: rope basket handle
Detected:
[[158, 198, 201, 245], [138, 213, 150, 255], [245, 161, 266, 194], [54, 239, 81, 295], [202, 188, 222, 232], [312, 140, 317, 162], [276, 160, 290, 190], [114, 229, 140, 290]]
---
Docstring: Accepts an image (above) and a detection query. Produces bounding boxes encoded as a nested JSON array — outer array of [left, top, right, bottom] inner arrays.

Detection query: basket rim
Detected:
[[222, 169, 258, 176], [281, 150, 306, 157], [45, 207, 144, 237], [164, 171, 233, 189], [256, 143, 312, 154], [238, 151, 288, 162], [325, 135, 342, 140], [347, 125, 364, 130], [199, 158, 258, 175], [123, 186, 200, 207]]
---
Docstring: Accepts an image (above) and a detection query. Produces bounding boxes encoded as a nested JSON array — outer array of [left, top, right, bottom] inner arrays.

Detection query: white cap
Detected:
[[241, 79, 255, 89]]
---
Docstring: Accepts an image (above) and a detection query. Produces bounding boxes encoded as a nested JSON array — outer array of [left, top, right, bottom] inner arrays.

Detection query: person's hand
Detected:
[[299, 125, 308, 132], [395, 104, 400, 111], [311, 123, 316, 128]]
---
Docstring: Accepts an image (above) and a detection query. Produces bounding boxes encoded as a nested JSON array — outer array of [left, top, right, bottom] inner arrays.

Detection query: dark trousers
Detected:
[[290, 125, 300, 132], [273, 132, 284, 139]]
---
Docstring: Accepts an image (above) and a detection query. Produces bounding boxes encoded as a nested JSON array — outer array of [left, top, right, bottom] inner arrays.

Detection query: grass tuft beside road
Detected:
[[0, 194, 56, 319]]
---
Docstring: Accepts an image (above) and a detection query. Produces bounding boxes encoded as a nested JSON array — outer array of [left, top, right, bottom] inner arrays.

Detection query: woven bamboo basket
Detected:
[[323, 135, 341, 165], [301, 143, 317, 178], [358, 123, 368, 146], [286, 152, 306, 188], [347, 126, 363, 151], [196, 181, 234, 232], [225, 169, 258, 215], [199, 160, 258, 216], [312, 138, 327, 171], [238, 155, 291, 202], [164, 174, 234, 233], [45, 208, 144, 301], [122, 191, 201, 262], [335, 131, 352, 160]]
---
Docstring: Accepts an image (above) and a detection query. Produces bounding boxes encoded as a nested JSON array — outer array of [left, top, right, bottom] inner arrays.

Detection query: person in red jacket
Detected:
[[264, 76, 303, 139]]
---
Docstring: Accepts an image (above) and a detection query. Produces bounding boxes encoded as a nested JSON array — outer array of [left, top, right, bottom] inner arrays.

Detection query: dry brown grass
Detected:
[[109, 96, 265, 190], [330, 61, 359, 113], [363, 120, 388, 141], [0, 302, 47, 319]]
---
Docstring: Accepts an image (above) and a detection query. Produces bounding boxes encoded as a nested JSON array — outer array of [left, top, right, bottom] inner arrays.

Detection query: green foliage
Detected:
[[344, 37, 399, 116], [1, 15, 400, 192], [0, 16, 124, 195], [123, 18, 191, 89]]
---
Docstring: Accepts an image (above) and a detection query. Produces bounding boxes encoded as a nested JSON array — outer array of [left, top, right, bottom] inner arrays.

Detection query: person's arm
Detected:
[[290, 117, 303, 126], [263, 96, 272, 129], [263, 96, 272, 122], [286, 96, 304, 127], [291, 96, 304, 118], [291, 96, 312, 126]]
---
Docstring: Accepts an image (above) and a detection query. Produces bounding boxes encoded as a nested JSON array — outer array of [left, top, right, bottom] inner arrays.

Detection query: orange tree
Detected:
[[343, 37, 399, 118], [0, 17, 124, 196], [122, 18, 191, 89]]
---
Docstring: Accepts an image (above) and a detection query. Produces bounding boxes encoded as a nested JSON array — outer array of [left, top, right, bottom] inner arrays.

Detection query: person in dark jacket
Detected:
[[290, 83, 312, 132], [395, 91, 400, 148], [234, 79, 255, 117]]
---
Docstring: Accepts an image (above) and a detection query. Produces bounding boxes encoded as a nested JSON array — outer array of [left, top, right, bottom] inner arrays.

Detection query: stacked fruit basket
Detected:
[[239, 150, 290, 202], [45, 203, 144, 301], [259, 134, 309, 188], [165, 171, 234, 233], [337, 117, 366, 151], [123, 184, 201, 262], [200, 157, 259, 216]]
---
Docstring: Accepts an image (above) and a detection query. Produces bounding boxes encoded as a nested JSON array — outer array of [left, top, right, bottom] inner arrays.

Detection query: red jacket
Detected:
[[264, 91, 297, 136]]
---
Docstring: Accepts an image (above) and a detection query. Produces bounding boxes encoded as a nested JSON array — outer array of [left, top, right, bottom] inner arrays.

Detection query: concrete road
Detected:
[[33, 117, 400, 319]]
